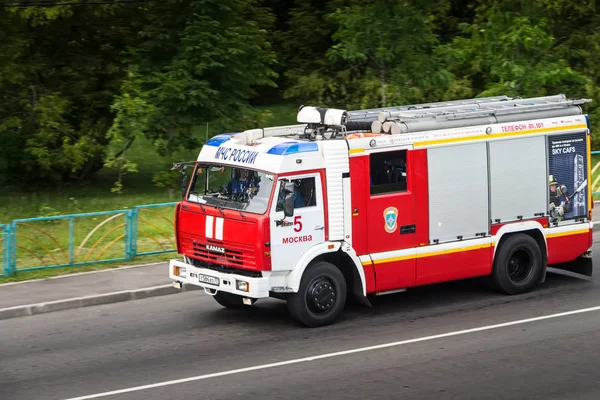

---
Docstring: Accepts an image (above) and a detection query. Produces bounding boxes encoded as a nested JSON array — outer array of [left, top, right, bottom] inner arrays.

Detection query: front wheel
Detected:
[[287, 261, 347, 327], [491, 233, 544, 295]]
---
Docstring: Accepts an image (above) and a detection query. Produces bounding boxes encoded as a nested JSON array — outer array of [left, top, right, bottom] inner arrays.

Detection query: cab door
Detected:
[[366, 148, 417, 292], [269, 173, 325, 272]]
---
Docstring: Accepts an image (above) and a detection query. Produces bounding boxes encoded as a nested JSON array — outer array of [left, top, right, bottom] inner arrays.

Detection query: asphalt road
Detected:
[[3, 232, 600, 400]]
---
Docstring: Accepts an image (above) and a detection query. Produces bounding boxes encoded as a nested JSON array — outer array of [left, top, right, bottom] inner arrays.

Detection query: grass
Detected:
[[0, 136, 181, 224]]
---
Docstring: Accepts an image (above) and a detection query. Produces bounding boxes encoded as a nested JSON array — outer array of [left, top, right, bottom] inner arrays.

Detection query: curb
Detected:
[[0, 283, 199, 321]]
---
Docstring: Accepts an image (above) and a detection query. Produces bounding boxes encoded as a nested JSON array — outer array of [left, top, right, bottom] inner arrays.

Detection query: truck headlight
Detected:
[[236, 280, 249, 292], [174, 266, 186, 278]]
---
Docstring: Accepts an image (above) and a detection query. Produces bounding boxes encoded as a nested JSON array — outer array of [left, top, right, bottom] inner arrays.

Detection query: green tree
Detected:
[[111, 0, 277, 154], [0, 2, 136, 185], [437, 1, 591, 97], [284, 0, 453, 110], [107, 0, 278, 189], [276, 0, 336, 100], [535, 0, 600, 144]]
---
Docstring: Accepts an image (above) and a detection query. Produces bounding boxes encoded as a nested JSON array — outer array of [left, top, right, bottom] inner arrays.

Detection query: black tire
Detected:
[[287, 261, 347, 327], [491, 233, 544, 295], [212, 291, 253, 308]]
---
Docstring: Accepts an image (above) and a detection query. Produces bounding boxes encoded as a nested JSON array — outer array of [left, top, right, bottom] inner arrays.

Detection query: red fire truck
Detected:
[[169, 94, 594, 327]]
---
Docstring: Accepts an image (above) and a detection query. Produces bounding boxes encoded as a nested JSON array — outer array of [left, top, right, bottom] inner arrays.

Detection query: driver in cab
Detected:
[[222, 168, 259, 196]]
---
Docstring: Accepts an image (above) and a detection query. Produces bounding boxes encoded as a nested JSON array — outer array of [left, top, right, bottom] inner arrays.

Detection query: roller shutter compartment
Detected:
[[427, 142, 489, 243], [489, 136, 547, 223]]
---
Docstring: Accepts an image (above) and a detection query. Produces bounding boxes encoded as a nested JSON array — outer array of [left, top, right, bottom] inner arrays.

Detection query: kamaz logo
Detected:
[[206, 244, 226, 254]]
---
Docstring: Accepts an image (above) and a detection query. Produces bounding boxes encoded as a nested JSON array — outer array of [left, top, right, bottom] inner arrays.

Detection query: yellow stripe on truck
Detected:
[[362, 227, 589, 267], [546, 228, 590, 239], [414, 124, 588, 148], [365, 243, 491, 265], [349, 148, 364, 154]]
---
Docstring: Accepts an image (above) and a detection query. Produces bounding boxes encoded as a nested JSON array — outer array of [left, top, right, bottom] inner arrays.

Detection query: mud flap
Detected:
[[352, 293, 373, 308], [547, 253, 593, 280]]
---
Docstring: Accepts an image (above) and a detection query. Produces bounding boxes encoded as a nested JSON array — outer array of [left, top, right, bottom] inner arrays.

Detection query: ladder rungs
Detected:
[[381, 98, 589, 123], [346, 95, 512, 120]]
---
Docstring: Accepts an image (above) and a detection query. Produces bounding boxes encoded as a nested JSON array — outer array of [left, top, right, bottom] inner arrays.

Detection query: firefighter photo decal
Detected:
[[384, 206, 399, 233], [548, 132, 588, 223]]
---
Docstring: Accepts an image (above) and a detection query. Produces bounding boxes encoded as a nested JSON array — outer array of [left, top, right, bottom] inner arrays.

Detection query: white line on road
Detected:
[[63, 304, 600, 400]]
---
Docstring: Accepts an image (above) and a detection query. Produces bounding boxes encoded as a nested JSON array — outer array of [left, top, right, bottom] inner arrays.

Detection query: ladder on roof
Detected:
[[235, 94, 592, 141], [363, 95, 592, 134], [346, 94, 512, 121], [239, 95, 517, 140]]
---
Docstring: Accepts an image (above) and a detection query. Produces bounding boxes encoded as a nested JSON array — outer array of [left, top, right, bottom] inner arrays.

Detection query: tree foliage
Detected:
[[0, 3, 133, 184], [1, 0, 600, 187]]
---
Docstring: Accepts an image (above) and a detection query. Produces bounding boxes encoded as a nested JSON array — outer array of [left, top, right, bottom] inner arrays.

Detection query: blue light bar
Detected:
[[205, 133, 238, 147], [267, 142, 319, 155]]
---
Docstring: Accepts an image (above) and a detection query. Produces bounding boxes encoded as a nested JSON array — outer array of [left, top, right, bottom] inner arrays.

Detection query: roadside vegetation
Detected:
[[0, 104, 297, 281]]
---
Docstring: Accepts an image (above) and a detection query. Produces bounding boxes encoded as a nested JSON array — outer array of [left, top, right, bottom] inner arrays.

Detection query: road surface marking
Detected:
[[64, 304, 600, 400]]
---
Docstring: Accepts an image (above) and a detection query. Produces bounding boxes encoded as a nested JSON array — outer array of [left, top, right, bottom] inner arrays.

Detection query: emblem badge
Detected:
[[206, 244, 226, 254], [383, 207, 398, 233]]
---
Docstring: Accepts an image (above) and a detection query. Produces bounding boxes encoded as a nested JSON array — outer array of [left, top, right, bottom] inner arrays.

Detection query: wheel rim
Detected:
[[306, 276, 336, 314], [508, 249, 533, 283]]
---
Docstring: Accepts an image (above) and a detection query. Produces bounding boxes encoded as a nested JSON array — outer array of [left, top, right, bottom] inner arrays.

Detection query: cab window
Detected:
[[276, 177, 317, 211]]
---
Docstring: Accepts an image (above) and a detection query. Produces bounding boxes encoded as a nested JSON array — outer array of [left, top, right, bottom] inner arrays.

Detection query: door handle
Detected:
[[314, 225, 324, 230], [400, 224, 415, 234]]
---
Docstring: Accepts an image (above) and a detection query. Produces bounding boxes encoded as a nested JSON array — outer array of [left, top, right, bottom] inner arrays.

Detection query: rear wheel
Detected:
[[212, 291, 254, 308], [492, 233, 544, 295], [287, 261, 347, 327]]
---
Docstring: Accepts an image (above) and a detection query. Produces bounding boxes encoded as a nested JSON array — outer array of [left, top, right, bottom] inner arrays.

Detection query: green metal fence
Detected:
[[1, 224, 10, 276], [0, 202, 178, 277], [592, 150, 600, 197]]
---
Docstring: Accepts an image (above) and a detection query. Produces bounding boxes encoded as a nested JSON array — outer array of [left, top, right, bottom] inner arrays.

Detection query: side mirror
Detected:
[[181, 165, 189, 199], [282, 181, 295, 217], [170, 161, 196, 199]]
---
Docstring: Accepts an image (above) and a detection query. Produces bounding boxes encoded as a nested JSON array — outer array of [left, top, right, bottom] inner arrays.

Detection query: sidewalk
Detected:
[[0, 262, 197, 320]]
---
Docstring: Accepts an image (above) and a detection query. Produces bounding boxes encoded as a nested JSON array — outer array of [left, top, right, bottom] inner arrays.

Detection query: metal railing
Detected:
[[0, 202, 178, 277], [592, 150, 600, 196], [1, 224, 10, 277]]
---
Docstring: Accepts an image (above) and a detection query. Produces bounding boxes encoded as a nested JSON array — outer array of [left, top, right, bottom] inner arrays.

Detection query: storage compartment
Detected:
[[489, 136, 547, 223], [427, 142, 489, 243]]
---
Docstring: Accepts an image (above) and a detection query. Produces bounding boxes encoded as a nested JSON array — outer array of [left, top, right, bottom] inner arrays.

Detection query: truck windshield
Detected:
[[186, 164, 275, 214]]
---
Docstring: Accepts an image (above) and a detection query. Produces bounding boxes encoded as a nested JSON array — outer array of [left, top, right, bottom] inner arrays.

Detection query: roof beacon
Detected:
[[297, 105, 348, 140]]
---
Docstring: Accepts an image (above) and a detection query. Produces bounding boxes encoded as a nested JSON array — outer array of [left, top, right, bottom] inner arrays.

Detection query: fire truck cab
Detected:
[[170, 94, 594, 327]]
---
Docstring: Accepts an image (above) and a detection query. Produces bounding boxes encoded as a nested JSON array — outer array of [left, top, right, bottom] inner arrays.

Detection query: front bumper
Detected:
[[169, 259, 271, 298]]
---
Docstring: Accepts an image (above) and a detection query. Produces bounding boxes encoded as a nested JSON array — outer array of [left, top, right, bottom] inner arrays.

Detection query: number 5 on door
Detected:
[[294, 216, 303, 232]]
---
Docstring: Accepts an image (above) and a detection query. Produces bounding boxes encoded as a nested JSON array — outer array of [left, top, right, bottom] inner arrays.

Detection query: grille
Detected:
[[182, 236, 257, 269]]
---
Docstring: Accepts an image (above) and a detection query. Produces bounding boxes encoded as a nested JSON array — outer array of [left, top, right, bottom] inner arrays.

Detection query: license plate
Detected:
[[198, 274, 220, 286]]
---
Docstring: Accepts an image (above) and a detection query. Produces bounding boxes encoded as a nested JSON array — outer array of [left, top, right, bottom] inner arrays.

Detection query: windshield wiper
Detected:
[[215, 206, 226, 216], [189, 192, 206, 212], [237, 209, 247, 220]]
